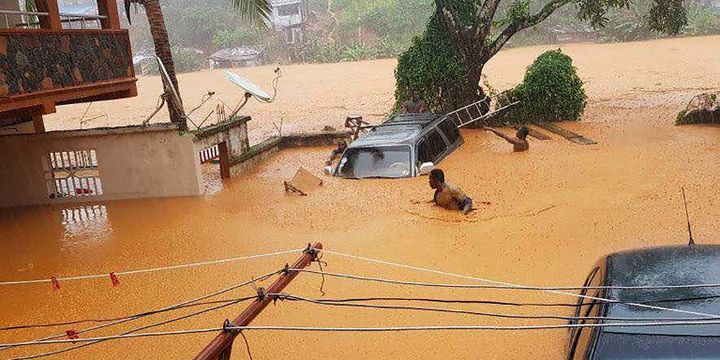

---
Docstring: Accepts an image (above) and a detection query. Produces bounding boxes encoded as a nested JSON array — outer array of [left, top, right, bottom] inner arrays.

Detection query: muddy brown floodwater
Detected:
[[2, 36, 720, 359]]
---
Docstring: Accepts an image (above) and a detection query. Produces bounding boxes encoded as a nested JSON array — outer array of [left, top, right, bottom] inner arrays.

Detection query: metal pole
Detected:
[[194, 242, 323, 360]]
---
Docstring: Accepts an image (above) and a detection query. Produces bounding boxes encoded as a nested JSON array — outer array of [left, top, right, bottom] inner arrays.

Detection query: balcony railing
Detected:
[[0, 9, 107, 29]]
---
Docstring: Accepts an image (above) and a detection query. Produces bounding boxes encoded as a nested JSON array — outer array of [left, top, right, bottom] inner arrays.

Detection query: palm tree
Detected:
[[124, 0, 271, 131]]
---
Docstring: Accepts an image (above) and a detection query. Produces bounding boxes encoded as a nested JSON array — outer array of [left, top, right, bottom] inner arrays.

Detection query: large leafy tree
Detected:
[[396, 0, 688, 115], [124, 0, 270, 130]]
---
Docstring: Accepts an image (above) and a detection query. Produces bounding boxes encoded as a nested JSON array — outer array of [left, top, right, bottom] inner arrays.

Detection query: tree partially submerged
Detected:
[[395, 0, 688, 118], [499, 49, 586, 123]]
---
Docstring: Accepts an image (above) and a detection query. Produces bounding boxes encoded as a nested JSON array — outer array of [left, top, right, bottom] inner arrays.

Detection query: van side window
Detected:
[[438, 119, 460, 144], [417, 129, 448, 164]]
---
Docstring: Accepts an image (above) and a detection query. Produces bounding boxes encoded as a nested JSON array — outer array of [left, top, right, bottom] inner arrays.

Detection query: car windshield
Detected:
[[336, 146, 411, 179]]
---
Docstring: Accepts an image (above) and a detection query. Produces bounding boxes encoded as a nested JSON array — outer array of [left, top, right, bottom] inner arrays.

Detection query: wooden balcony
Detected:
[[0, 0, 136, 130]]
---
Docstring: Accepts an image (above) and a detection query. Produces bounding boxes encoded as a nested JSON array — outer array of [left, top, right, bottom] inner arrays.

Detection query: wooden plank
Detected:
[[535, 122, 597, 145]]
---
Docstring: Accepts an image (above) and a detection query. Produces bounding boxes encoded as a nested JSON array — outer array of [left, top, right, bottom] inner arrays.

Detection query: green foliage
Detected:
[[683, 5, 720, 36], [393, 14, 466, 113], [499, 50, 587, 123], [212, 28, 264, 49], [144, 47, 206, 74], [648, 0, 687, 34]]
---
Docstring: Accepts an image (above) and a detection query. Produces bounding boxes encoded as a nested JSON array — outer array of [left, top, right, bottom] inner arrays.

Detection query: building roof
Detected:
[[209, 46, 266, 62]]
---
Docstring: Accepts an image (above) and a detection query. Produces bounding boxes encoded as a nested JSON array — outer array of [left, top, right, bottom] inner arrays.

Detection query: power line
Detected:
[[0, 249, 302, 287], [0, 298, 252, 332], [286, 294, 720, 308], [292, 268, 720, 291], [315, 249, 720, 319], [6, 319, 720, 349], [7, 297, 253, 360], [0, 270, 281, 352], [271, 293, 720, 322]]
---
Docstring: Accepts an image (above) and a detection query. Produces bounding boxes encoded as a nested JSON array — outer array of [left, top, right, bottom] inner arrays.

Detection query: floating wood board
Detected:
[[284, 167, 323, 195], [535, 123, 597, 145], [510, 124, 552, 141]]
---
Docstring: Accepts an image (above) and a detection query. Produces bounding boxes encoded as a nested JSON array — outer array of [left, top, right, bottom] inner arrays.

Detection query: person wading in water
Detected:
[[404, 90, 426, 113], [429, 169, 473, 215], [484, 126, 530, 152]]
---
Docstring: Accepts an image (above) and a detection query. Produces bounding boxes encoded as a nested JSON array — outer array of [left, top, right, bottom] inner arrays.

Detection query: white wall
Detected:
[[0, 125, 202, 208]]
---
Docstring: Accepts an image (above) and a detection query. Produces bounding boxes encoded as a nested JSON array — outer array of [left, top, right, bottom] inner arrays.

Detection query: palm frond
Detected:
[[230, 0, 272, 30]]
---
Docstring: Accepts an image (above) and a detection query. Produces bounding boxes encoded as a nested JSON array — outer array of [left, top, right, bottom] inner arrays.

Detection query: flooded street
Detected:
[[2, 36, 720, 359]]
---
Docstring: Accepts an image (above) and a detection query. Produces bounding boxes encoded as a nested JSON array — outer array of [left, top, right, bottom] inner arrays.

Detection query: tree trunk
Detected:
[[449, 63, 490, 127], [144, 0, 187, 130]]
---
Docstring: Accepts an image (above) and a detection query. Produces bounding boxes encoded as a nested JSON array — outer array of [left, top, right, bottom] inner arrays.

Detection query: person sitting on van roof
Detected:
[[429, 169, 473, 215], [484, 126, 530, 152], [404, 91, 426, 113], [325, 140, 348, 166]]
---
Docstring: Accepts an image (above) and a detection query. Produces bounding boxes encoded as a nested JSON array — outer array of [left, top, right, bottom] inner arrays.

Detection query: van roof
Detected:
[[348, 113, 443, 148]]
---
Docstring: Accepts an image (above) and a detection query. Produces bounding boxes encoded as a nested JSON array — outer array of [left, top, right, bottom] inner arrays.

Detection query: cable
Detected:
[[292, 268, 720, 291], [9, 297, 252, 360], [314, 249, 720, 319], [285, 294, 720, 308], [271, 293, 720, 322], [6, 319, 720, 349], [0, 248, 302, 287], [0, 297, 253, 331], [0, 270, 281, 352]]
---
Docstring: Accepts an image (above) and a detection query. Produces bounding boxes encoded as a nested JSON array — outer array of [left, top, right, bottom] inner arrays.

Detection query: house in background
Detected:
[[270, 0, 307, 46], [209, 46, 267, 69]]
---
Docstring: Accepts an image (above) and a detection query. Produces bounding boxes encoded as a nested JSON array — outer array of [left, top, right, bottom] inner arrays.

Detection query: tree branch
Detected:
[[477, 0, 502, 38], [483, 0, 572, 60]]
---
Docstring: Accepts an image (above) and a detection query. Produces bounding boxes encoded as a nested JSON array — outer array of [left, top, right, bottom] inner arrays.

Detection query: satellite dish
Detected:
[[222, 70, 272, 102]]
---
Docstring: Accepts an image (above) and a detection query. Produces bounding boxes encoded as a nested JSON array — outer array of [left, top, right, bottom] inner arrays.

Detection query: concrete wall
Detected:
[[191, 116, 250, 157], [229, 130, 350, 176], [0, 124, 202, 208]]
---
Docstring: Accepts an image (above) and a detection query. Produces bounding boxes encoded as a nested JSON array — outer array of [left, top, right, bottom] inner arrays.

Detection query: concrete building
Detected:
[[270, 0, 306, 46], [0, 0, 253, 208]]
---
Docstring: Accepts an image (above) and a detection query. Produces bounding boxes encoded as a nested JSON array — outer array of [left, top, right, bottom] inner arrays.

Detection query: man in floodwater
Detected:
[[404, 90, 426, 113], [484, 126, 530, 152], [429, 169, 473, 215], [325, 140, 348, 166]]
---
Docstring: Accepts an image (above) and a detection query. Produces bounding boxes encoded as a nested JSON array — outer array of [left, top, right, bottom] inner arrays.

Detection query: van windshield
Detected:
[[336, 146, 411, 179]]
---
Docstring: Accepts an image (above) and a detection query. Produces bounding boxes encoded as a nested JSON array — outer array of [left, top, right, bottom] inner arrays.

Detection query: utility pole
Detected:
[[194, 242, 323, 360]]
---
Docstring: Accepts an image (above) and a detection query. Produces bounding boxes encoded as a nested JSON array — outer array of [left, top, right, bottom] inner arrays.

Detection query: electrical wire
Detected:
[[313, 249, 720, 319], [6, 320, 720, 349], [0, 248, 302, 287], [271, 293, 720, 322], [0, 297, 252, 331], [282, 293, 720, 308], [0, 270, 281, 352], [7, 296, 255, 360], [292, 268, 720, 291]]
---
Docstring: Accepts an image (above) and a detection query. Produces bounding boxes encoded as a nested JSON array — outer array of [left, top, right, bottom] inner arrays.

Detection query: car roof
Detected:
[[348, 113, 444, 148], [602, 244, 720, 336]]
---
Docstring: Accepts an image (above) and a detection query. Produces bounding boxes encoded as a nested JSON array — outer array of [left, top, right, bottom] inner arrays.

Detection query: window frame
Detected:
[[416, 128, 449, 165]]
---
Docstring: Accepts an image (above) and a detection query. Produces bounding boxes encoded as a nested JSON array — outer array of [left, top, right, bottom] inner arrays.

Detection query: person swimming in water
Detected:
[[428, 169, 473, 215], [484, 126, 530, 152]]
